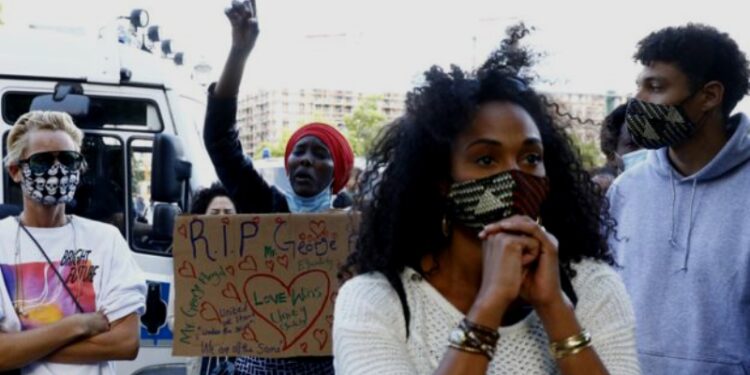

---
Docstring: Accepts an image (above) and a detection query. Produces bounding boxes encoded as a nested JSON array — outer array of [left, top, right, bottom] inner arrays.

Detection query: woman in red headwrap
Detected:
[[201, 1, 352, 373]]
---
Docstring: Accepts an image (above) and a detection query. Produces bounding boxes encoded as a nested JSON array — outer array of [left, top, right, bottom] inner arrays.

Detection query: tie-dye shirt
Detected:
[[0, 215, 146, 375]]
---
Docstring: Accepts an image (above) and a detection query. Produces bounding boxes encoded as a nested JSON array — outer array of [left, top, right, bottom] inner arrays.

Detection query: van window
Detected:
[[2, 132, 127, 234], [2, 92, 164, 132]]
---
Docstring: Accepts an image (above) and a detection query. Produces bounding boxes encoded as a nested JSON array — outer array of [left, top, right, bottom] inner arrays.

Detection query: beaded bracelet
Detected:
[[447, 319, 500, 360]]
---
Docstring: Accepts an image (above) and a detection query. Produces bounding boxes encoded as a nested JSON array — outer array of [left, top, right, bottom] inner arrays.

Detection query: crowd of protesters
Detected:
[[1, 0, 749, 374]]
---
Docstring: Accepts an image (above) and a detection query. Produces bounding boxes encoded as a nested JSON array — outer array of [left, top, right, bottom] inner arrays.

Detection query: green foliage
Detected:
[[342, 96, 387, 156], [569, 132, 604, 170], [255, 128, 293, 158]]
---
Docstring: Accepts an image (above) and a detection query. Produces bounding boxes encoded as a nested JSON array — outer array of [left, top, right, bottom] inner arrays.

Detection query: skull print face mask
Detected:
[[18, 151, 84, 206]]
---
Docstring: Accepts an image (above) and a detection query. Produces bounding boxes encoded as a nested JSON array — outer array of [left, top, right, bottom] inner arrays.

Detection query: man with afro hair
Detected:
[[608, 24, 750, 374]]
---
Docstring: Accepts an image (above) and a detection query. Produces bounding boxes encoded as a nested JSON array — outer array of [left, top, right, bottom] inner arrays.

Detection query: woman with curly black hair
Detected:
[[333, 26, 639, 375], [189, 182, 236, 215]]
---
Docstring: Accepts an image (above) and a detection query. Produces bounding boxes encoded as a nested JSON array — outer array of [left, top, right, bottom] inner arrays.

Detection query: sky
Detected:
[[5, 0, 750, 111]]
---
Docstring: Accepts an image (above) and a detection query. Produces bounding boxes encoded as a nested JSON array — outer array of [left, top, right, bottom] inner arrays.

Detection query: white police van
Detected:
[[0, 25, 217, 374]]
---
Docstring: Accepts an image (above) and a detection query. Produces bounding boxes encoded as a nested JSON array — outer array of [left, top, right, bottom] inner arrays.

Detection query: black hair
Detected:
[[343, 24, 616, 334], [190, 182, 232, 215], [634, 23, 750, 117], [600, 103, 627, 161]]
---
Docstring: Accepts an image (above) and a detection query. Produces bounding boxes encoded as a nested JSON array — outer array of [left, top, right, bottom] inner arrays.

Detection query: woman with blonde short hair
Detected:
[[0, 111, 146, 375]]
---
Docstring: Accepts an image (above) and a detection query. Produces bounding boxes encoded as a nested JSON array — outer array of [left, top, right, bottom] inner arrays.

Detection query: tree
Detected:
[[255, 127, 293, 159], [569, 132, 604, 170], [342, 96, 387, 156]]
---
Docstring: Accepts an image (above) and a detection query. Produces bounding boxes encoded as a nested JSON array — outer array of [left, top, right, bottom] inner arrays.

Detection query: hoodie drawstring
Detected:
[[669, 172, 699, 271], [682, 178, 699, 271], [669, 173, 679, 247]]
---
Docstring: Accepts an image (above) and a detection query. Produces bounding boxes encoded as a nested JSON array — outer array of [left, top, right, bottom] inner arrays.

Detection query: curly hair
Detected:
[[634, 23, 750, 117], [342, 24, 616, 334], [190, 182, 232, 214], [600, 103, 627, 161]]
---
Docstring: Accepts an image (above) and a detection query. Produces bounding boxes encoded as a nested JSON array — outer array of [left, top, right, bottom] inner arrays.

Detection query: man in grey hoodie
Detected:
[[608, 24, 750, 374]]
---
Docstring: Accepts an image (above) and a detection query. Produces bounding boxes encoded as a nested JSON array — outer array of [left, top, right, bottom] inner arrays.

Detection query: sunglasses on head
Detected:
[[18, 151, 85, 174]]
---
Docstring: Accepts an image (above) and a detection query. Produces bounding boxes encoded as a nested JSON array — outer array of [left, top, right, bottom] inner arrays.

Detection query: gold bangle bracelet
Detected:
[[549, 329, 592, 359]]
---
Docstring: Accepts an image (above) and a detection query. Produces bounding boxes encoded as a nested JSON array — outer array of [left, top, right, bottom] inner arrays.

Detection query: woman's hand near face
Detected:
[[481, 215, 565, 309], [467, 228, 540, 329]]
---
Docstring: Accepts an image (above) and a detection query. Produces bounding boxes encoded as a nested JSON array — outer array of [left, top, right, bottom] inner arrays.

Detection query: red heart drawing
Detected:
[[313, 329, 328, 350], [239, 256, 258, 271], [199, 302, 221, 323], [222, 283, 241, 303], [242, 325, 258, 342], [309, 220, 326, 239], [226, 265, 236, 276], [265, 259, 275, 272], [243, 270, 331, 350], [277, 254, 289, 270], [178, 261, 197, 279], [275, 217, 286, 225], [178, 224, 187, 239], [300, 342, 309, 353], [251, 216, 261, 224], [221, 217, 230, 225], [326, 315, 334, 326]]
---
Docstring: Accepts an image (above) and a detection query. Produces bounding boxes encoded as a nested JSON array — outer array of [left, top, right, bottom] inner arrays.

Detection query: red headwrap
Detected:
[[284, 122, 354, 194]]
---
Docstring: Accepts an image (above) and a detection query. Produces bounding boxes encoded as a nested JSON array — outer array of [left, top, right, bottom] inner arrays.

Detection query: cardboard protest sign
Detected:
[[172, 213, 358, 358]]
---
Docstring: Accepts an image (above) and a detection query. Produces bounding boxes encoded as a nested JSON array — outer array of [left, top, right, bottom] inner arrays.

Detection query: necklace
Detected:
[[13, 215, 78, 319]]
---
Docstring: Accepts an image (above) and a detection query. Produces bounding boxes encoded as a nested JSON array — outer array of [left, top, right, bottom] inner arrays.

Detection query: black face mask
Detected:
[[625, 95, 701, 149], [447, 170, 550, 230], [18, 151, 84, 206]]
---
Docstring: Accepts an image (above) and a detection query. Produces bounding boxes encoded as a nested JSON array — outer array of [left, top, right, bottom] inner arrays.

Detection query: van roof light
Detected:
[[129, 9, 150, 28], [147, 25, 160, 42], [161, 39, 172, 55]]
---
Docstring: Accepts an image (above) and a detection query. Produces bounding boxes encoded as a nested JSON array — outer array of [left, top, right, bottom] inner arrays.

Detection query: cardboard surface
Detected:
[[171, 213, 358, 358]]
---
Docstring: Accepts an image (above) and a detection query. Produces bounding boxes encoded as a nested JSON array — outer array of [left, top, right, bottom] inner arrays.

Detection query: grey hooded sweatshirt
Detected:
[[608, 113, 750, 374]]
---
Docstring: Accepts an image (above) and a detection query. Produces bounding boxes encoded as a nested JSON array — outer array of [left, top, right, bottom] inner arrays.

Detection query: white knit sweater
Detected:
[[333, 259, 640, 375]]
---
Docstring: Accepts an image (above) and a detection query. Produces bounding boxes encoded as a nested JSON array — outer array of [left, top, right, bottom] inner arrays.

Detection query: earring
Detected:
[[442, 216, 451, 237]]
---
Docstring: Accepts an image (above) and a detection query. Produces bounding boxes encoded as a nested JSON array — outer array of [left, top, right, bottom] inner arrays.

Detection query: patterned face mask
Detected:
[[447, 170, 550, 230], [625, 97, 698, 149], [20, 162, 80, 206]]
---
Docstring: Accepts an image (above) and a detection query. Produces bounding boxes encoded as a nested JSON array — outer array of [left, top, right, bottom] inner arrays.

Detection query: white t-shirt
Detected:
[[0, 215, 147, 375], [334, 259, 640, 375]]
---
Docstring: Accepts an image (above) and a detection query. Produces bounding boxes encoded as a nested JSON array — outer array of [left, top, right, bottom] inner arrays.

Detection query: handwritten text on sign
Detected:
[[172, 213, 357, 357]]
